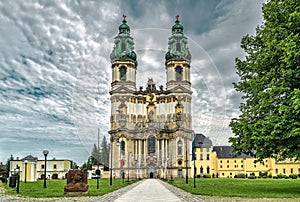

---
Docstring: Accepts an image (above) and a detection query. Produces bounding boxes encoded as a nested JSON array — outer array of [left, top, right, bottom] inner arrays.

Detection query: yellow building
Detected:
[[192, 134, 300, 178], [10, 155, 72, 182]]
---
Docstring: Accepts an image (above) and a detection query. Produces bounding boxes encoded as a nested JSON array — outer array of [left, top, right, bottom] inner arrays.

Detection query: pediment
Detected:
[[169, 85, 192, 94]]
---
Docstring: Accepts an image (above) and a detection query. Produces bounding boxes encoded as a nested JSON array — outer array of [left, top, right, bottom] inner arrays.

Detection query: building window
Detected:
[[121, 42, 126, 52], [41, 164, 45, 169], [207, 166, 210, 174], [227, 165, 229, 168], [241, 165, 243, 168], [276, 168, 278, 174], [234, 160, 236, 163], [178, 169, 182, 178], [227, 160, 229, 163], [291, 168, 293, 174], [220, 160, 222, 163], [175, 66, 183, 81], [200, 154, 203, 160], [206, 154, 210, 160], [283, 168, 286, 174], [254, 165, 256, 168], [176, 42, 181, 52], [200, 166, 203, 174], [298, 168, 300, 174], [241, 160, 243, 163], [222, 173, 224, 176], [220, 165, 223, 168], [119, 66, 127, 82], [234, 165, 237, 168], [206, 148, 209, 152], [148, 135, 156, 155], [53, 164, 57, 169], [177, 140, 182, 155], [121, 141, 125, 156]]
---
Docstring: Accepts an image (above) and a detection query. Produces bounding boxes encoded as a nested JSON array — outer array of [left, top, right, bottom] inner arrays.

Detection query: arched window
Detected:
[[120, 141, 125, 156], [200, 166, 203, 174], [176, 42, 181, 51], [119, 66, 127, 82], [148, 135, 156, 155], [207, 166, 210, 174], [177, 140, 182, 155], [175, 66, 183, 81], [121, 42, 126, 52]]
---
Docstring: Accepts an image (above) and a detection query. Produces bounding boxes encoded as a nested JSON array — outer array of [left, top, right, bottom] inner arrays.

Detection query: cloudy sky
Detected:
[[0, 0, 265, 165]]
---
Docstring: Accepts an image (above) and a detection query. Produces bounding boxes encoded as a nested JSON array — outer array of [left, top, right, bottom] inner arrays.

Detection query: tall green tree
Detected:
[[91, 143, 100, 165], [100, 136, 109, 168], [230, 0, 300, 161], [4, 155, 13, 177]]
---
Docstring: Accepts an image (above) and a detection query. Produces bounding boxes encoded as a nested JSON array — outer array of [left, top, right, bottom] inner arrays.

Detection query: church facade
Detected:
[[109, 15, 193, 179]]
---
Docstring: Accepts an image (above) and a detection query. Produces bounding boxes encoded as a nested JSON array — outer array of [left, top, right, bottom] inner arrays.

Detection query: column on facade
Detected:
[[157, 139, 160, 163], [143, 139, 146, 163], [138, 139, 141, 178], [162, 139, 165, 166], [135, 140, 137, 160]]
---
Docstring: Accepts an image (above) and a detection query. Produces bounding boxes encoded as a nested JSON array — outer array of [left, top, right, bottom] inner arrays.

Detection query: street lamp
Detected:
[[185, 138, 188, 184], [127, 152, 131, 182], [16, 165, 20, 194], [43, 150, 49, 188], [24, 160, 28, 183]]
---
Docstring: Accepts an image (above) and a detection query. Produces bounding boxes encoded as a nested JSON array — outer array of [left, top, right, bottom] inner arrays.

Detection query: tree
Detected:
[[230, 0, 300, 161], [100, 136, 109, 168], [91, 144, 100, 165], [4, 155, 13, 177], [71, 161, 79, 169]]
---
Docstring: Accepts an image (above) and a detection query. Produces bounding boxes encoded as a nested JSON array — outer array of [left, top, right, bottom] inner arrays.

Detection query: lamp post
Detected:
[[24, 160, 28, 183], [193, 146, 196, 188], [185, 138, 188, 184], [127, 152, 131, 182], [16, 165, 20, 194], [43, 150, 49, 188]]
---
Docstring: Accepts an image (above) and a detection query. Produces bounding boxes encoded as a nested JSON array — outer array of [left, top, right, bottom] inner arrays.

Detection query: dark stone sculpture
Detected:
[[64, 169, 88, 195]]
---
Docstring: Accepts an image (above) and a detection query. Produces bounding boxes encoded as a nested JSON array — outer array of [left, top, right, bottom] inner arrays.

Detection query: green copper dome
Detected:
[[166, 15, 191, 61], [119, 18, 130, 34], [110, 15, 137, 64], [172, 17, 183, 34]]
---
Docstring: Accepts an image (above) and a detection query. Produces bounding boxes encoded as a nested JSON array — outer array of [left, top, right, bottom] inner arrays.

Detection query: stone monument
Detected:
[[64, 169, 88, 195]]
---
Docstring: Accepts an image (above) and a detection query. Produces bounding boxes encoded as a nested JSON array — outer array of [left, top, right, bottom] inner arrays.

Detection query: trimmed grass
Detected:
[[168, 178, 300, 198], [1, 178, 136, 198]]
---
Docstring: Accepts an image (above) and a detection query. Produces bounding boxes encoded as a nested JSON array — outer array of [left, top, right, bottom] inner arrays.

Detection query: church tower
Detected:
[[110, 15, 137, 91], [109, 15, 193, 180]]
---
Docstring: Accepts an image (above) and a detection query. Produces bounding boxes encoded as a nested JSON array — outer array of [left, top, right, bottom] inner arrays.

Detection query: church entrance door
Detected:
[[148, 166, 155, 179]]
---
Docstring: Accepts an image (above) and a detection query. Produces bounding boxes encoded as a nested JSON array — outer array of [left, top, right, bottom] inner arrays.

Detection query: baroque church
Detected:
[[109, 15, 193, 179]]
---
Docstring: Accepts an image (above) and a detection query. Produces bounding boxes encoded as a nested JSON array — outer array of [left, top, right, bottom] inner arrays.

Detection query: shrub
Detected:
[[277, 173, 284, 179], [289, 174, 298, 179], [273, 176, 278, 179], [248, 175, 256, 179], [237, 173, 246, 178], [268, 174, 272, 178], [205, 174, 211, 178]]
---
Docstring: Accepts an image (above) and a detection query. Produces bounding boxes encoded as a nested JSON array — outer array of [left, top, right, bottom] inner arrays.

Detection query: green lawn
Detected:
[[168, 178, 300, 198], [2, 178, 136, 198]]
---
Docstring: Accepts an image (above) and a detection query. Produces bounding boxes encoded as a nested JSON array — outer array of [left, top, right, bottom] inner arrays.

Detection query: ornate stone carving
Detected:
[[64, 169, 88, 195]]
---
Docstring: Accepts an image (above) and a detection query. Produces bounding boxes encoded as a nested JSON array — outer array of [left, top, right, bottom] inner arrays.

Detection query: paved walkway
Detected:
[[113, 179, 181, 202]]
